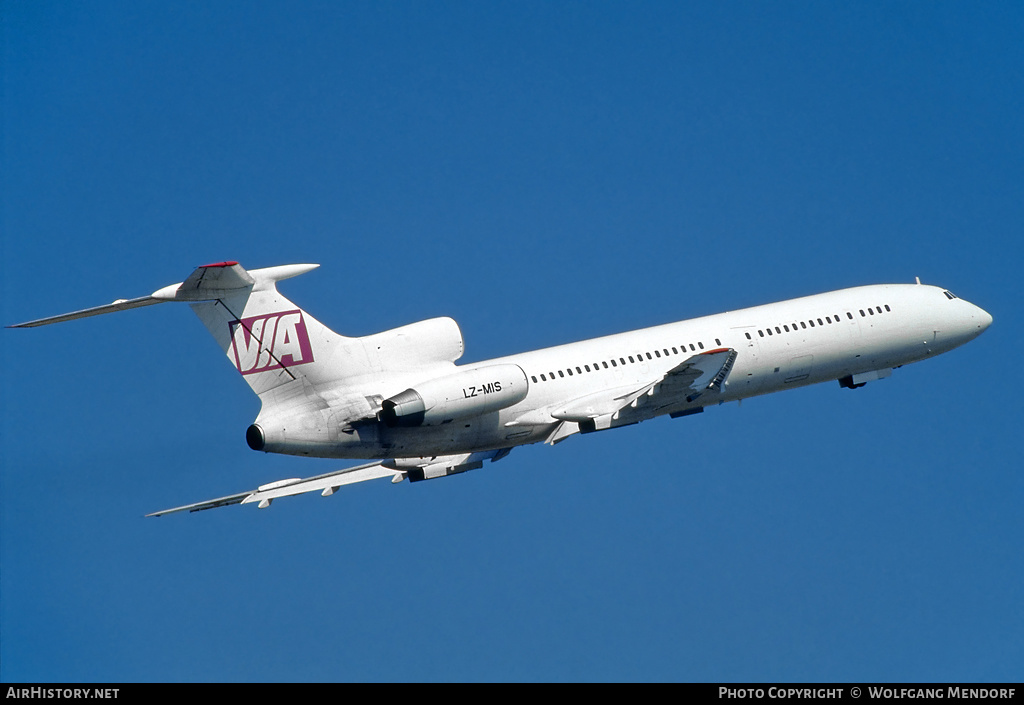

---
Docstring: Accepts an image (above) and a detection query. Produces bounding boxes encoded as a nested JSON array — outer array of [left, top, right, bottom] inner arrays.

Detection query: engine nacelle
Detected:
[[379, 363, 529, 427]]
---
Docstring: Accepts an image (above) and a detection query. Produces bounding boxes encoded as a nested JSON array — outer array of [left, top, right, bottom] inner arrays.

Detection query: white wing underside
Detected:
[[146, 450, 510, 516], [146, 461, 398, 516]]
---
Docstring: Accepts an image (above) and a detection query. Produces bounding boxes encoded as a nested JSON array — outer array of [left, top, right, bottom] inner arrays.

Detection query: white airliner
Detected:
[[10, 261, 992, 516]]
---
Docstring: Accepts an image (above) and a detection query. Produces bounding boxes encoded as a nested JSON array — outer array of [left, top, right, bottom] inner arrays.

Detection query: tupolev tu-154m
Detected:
[[9, 261, 992, 516]]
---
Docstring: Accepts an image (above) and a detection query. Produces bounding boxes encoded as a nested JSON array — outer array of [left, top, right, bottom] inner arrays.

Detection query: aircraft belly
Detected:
[[375, 416, 537, 458]]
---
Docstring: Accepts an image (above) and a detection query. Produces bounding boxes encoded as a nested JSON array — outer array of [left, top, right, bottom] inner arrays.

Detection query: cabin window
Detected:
[[809, 320, 815, 327], [860, 310, 865, 317], [567, 368, 573, 376], [540, 374, 547, 381], [876, 306, 883, 314], [558, 370, 564, 378], [689, 344, 696, 351], [800, 321, 806, 329], [884, 305, 891, 312], [531, 376, 538, 383], [715, 339, 721, 346], [784, 325, 790, 332], [847, 312, 853, 319], [745, 332, 752, 340], [766, 328, 773, 336], [698, 342, 705, 349]]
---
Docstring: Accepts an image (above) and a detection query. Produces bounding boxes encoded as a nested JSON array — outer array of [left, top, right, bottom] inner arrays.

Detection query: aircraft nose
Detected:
[[973, 304, 993, 332], [963, 300, 992, 338]]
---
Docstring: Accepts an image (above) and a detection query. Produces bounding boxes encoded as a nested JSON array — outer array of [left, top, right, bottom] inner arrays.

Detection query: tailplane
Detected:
[[9, 261, 358, 395]]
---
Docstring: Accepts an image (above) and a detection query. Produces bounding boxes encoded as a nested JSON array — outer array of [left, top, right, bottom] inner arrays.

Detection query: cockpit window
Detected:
[[943, 290, 958, 300]]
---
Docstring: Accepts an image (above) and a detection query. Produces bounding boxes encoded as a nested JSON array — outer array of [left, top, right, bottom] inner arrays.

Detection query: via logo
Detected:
[[229, 310, 314, 375]]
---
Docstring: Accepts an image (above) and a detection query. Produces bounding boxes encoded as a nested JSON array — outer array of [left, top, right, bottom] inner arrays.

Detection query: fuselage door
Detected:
[[784, 354, 814, 384]]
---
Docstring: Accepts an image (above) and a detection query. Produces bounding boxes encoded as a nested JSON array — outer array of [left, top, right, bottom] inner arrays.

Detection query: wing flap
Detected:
[[551, 385, 644, 422]]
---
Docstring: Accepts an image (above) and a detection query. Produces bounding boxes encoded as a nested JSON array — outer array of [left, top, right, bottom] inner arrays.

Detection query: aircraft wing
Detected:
[[642, 347, 737, 405], [146, 461, 399, 516], [552, 348, 737, 423], [147, 449, 512, 516]]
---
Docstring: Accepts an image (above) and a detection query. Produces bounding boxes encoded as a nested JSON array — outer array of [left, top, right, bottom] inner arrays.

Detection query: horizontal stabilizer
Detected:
[[7, 296, 164, 328], [8, 261, 320, 328]]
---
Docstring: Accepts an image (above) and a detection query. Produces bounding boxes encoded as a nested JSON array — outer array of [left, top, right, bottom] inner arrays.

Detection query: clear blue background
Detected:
[[2, 1, 1021, 682]]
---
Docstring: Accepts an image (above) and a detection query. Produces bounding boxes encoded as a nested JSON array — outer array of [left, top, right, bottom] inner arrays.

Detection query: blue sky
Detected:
[[2, 1, 1021, 682]]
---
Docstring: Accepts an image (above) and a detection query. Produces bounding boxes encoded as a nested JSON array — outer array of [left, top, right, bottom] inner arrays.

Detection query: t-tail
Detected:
[[8, 261, 357, 396]]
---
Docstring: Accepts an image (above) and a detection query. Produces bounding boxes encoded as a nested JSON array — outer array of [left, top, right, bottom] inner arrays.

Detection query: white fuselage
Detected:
[[264, 283, 991, 459]]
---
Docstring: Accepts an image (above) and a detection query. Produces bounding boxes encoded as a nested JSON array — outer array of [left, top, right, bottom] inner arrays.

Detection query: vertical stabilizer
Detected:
[[173, 263, 370, 395], [8, 261, 377, 397]]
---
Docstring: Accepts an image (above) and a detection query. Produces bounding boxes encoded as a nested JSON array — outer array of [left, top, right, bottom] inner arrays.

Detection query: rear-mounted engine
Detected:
[[379, 364, 529, 427], [246, 424, 266, 451]]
